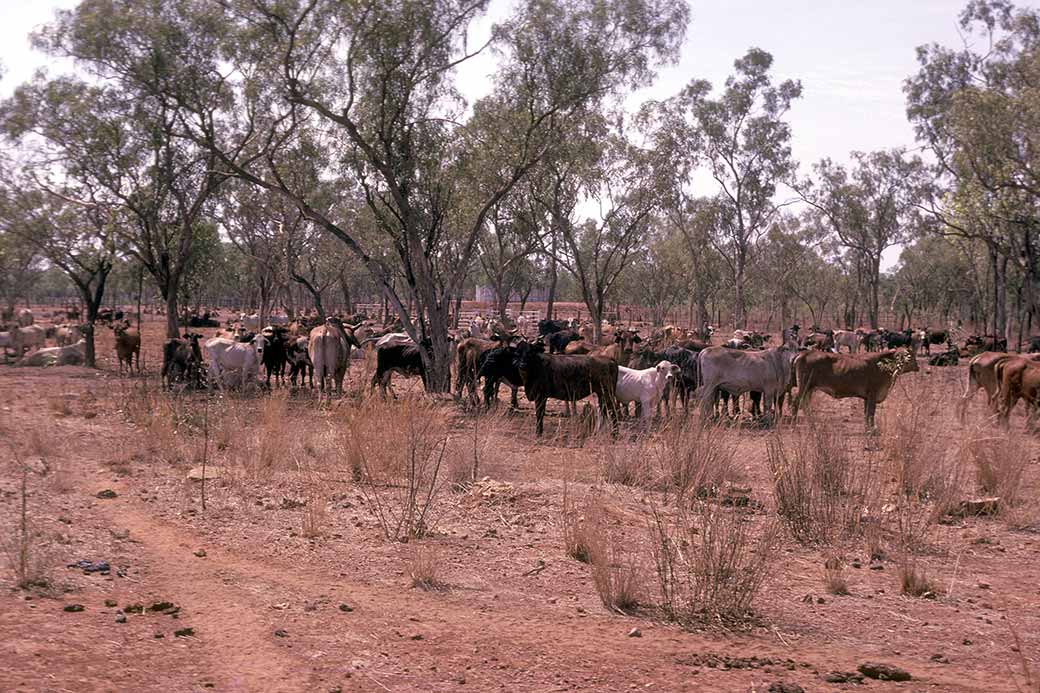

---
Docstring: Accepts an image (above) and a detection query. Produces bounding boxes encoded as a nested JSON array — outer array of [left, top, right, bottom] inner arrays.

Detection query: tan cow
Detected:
[[996, 358, 1040, 429], [113, 322, 141, 375], [308, 317, 361, 395], [12, 325, 47, 355], [958, 351, 1040, 421], [792, 349, 919, 430]]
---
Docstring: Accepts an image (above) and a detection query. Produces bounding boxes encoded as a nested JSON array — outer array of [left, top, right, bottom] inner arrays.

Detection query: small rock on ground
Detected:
[[858, 662, 912, 681], [63, 604, 85, 613], [627, 628, 642, 638], [767, 682, 804, 693], [96, 489, 118, 499]]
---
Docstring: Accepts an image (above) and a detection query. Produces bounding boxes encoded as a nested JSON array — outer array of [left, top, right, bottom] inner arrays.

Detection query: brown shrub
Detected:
[[648, 420, 738, 500], [560, 486, 601, 563], [646, 498, 778, 627], [823, 556, 850, 596], [767, 425, 881, 545], [2, 466, 53, 590], [899, 558, 937, 598], [589, 533, 646, 614]]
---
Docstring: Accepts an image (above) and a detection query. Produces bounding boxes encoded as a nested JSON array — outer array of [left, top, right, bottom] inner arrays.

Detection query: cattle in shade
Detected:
[[801, 329, 834, 351], [964, 334, 1008, 354], [629, 347, 698, 413], [475, 344, 524, 409], [547, 328, 581, 354], [370, 340, 429, 397], [697, 344, 798, 422], [113, 321, 141, 375], [833, 329, 863, 354], [286, 336, 314, 388], [309, 317, 361, 395], [455, 334, 520, 406], [511, 341, 619, 437], [792, 349, 919, 430]]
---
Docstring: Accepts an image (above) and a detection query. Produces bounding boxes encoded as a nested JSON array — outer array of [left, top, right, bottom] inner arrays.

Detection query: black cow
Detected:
[[370, 340, 430, 396], [286, 336, 313, 388], [802, 329, 835, 351], [262, 327, 289, 386], [161, 333, 204, 390], [546, 328, 581, 354], [537, 319, 570, 336], [1026, 335, 1040, 353], [512, 341, 619, 436], [880, 328, 913, 349], [476, 345, 523, 409], [921, 329, 949, 355], [928, 347, 959, 366]]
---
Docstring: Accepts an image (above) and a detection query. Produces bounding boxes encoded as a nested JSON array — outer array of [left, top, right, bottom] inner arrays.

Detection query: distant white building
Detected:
[[474, 285, 549, 303]]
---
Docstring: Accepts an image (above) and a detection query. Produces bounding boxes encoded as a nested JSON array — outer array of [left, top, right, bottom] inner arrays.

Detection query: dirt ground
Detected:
[[1, 314, 1039, 692]]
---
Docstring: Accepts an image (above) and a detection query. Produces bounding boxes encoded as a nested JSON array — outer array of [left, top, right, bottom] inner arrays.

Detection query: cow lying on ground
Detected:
[[512, 340, 619, 437], [792, 348, 919, 430], [162, 333, 204, 389], [15, 340, 86, 367], [616, 361, 679, 424], [964, 334, 1008, 354]]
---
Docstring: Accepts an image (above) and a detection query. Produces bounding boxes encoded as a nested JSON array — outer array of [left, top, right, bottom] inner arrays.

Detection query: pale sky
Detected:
[[3, 0, 1034, 270]]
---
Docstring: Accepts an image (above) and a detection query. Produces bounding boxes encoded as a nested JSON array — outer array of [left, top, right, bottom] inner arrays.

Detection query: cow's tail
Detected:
[[958, 353, 983, 422]]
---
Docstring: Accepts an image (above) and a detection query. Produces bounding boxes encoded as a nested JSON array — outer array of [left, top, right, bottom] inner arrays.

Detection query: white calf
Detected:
[[616, 361, 680, 422], [205, 335, 268, 390], [16, 340, 86, 367]]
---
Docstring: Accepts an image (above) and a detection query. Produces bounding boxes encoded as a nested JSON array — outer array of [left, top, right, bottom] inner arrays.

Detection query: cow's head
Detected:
[[251, 332, 268, 358], [656, 360, 680, 383], [513, 339, 545, 377]]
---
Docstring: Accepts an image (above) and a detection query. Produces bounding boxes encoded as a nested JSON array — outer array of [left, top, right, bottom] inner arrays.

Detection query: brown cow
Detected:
[[958, 351, 1040, 421], [454, 334, 519, 407], [792, 349, 919, 430], [996, 358, 1040, 429], [113, 321, 141, 375], [596, 329, 642, 365]]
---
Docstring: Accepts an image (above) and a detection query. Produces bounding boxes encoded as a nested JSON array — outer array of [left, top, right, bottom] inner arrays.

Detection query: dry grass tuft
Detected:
[[560, 486, 602, 563], [647, 498, 778, 627], [600, 441, 653, 487], [589, 532, 645, 614], [341, 398, 450, 541], [768, 425, 881, 545], [407, 545, 444, 591], [823, 556, 850, 596], [2, 465, 54, 591], [899, 558, 938, 598], [647, 420, 738, 499]]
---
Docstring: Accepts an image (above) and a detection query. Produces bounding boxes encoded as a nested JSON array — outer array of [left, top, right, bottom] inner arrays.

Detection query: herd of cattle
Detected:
[[3, 306, 1038, 435]]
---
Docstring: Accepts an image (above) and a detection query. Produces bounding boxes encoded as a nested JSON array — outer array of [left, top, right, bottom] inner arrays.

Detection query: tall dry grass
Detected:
[[768, 424, 881, 545], [340, 398, 450, 541], [646, 497, 779, 627]]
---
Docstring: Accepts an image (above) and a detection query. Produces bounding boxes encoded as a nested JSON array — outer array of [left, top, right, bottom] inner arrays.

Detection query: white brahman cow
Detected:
[[616, 360, 680, 423], [205, 334, 268, 390]]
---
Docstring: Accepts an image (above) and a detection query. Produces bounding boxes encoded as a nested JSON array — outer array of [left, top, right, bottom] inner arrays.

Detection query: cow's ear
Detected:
[[633, 334, 642, 343]]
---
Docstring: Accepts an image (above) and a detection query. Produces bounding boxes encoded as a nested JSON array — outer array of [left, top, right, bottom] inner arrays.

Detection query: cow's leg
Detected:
[[535, 397, 547, 436], [509, 384, 519, 409], [864, 395, 878, 431]]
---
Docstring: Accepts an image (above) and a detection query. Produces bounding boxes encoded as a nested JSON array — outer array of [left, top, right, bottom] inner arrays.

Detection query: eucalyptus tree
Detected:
[[5, 4, 228, 339], [680, 48, 802, 328], [0, 230, 42, 314], [0, 179, 116, 367], [906, 0, 1040, 333], [796, 149, 927, 329], [536, 123, 659, 343]]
